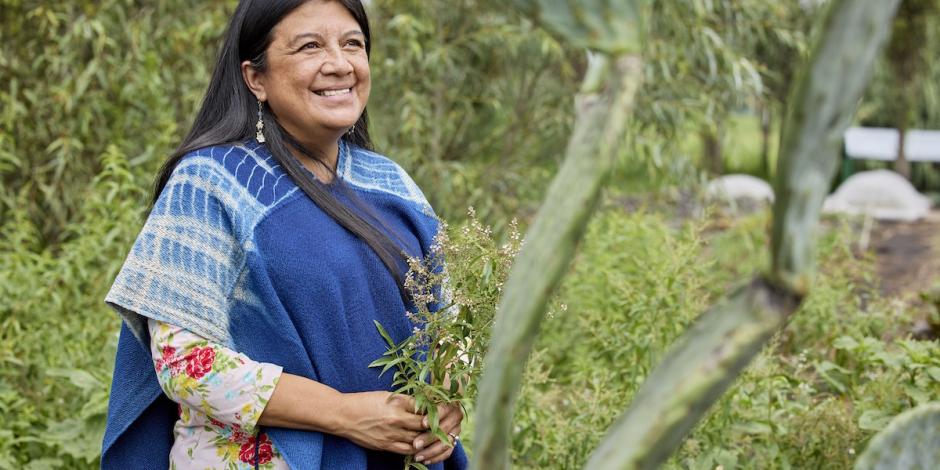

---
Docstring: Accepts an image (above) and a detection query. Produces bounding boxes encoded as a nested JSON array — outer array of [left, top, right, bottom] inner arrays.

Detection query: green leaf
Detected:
[[374, 320, 396, 348], [368, 357, 391, 368], [380, 357, 407, 377], [815, 360, 849, 394], [511, 0, 647, 54], [432, 427, 453, 449], [927, 367, 940, 382], [732, 421, 773, 436], [903, 384, 931, 405], [855, 403, 940, 470], [481, 260, 493, 284], [859, 409, 893, 432], [46, 368, 103, 392], [833, 336, 859, 350]]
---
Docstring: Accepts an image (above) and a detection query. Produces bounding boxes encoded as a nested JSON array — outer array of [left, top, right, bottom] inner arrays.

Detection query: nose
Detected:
[[322, 46, 354, 75]]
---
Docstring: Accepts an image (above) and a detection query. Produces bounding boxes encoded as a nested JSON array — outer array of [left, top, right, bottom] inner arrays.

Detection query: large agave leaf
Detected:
[[583, 1, 901, 469], [511, 0, 645, 53], [855, 403, 940, 470], [470, 54, 645, 470], [770, 0, 901, 292]]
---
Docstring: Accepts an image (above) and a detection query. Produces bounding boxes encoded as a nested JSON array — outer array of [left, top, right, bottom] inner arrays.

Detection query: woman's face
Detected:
[[246, 0, 370, 147]]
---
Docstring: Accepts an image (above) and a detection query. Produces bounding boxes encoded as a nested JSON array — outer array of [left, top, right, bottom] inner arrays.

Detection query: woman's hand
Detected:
[[337, 391, 426, 455], [412, 403, 464, 465]]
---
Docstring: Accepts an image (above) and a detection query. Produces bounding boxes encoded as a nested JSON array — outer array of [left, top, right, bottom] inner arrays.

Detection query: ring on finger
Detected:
[[447, 432, 459, 442]]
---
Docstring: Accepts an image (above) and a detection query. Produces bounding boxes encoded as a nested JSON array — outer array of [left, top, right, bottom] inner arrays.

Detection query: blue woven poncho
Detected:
[[102, 139, 468, 469]]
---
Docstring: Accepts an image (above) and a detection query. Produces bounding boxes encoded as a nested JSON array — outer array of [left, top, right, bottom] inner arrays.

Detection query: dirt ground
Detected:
[[870, 211, 940, 297], [869, 211, 940, 340]]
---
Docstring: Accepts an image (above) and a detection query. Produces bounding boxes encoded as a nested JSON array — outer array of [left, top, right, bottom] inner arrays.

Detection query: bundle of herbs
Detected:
[[370, 209, 521, 469]]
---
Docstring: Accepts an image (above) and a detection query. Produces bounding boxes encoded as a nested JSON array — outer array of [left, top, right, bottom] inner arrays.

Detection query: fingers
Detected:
[[439, 404, 463, 429], [416, 425, 461, 465], [421, 402, 463, 429], [390, 429, 421, 444], [396, 411, 427, 432], [414, 403, 463, 450], [387, 441, 418, 456], [412, 416, 459, 449], [387, 392, 418, 413], [383, 425, 420, 455], [386, 393, 429, 431], [412, 431, 433, 453]]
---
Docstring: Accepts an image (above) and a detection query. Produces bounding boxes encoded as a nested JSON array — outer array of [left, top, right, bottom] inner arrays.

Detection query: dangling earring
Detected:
[[346, 123, 356, 137], [255, 100, 266, 143]]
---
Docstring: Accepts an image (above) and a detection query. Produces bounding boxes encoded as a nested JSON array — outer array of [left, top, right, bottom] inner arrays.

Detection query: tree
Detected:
[[748, 2, 816, 177], [365, 0, 584, 224], [0, 0, 232, 247], [635, 0, 766, 175], [627, 1, 816, 179], [883, 0, 940, 179]]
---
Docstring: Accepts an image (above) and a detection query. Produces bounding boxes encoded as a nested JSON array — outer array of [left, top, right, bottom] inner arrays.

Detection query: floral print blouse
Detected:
[[147, 319, 290, 469]]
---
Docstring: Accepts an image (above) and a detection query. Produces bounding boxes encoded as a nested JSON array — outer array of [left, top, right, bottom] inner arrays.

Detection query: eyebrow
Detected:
[[288, 30, 365, 48]]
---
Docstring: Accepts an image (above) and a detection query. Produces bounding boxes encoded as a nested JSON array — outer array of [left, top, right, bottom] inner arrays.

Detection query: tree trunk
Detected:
[[701, 125, 724, 174], [895, 123, 911, 179], [760, 103, 772, 178], [470, 55, 644, 470], [771, 0, 900, 293]]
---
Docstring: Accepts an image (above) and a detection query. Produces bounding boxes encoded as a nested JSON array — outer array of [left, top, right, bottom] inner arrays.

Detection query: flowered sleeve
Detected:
[[147, 318, 282, 434]]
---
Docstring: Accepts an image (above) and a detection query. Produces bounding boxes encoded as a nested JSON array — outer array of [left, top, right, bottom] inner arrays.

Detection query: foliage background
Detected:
[[1, 0, 937, 468]]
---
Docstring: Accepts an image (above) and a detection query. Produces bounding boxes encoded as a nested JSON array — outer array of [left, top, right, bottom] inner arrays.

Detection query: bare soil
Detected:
[[869, 211, 940, 340], [870, 211, 940, 298]]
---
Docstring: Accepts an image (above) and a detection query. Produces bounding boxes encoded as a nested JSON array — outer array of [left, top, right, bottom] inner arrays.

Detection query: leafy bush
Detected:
[[0, 0, 231, 247], [0, 2, 580, 466], [2, 1, 935, 468], [0, 147, 143, 467], [503, 205, 939, 469], [366, 0, 583, 226]]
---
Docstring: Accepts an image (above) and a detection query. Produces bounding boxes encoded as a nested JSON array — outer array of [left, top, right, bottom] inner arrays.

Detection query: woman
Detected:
[[101, 1, 467, 468]]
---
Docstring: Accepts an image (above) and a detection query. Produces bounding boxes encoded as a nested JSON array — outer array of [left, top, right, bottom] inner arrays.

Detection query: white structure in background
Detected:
[[706, 174, 775, 204], [823, 170, 931, 222], [844, 127, 940, 162]]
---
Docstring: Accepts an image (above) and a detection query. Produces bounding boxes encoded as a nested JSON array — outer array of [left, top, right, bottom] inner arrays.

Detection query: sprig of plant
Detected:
[[370, 208, 521, 469]]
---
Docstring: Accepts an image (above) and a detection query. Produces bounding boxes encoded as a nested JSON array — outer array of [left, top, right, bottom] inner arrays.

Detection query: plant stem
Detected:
[[470, 54, 644, 470], [584, 1, 901, 468]]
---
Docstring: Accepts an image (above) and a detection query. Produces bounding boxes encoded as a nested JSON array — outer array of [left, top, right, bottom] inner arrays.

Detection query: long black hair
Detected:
[[153, 0, 410, 298]]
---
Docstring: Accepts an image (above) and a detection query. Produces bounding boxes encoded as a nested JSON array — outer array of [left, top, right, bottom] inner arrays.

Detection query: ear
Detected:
[[241, 60, 267, 102]]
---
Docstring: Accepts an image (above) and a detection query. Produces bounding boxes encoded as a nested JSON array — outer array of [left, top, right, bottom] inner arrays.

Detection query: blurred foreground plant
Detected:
[[469, 0, 902, 469], [855, 402, 940, 470]]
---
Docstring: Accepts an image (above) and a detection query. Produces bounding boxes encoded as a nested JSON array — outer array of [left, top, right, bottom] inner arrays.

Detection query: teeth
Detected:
[[317, 88, 351, 97]]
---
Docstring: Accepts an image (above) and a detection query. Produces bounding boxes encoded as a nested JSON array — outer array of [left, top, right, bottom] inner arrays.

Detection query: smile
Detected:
[[314, 88, 352, 97]]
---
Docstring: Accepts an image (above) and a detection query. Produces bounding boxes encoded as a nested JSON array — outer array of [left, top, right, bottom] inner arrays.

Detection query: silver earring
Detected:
[[346, 123, 356, 137], [255, 100, 266, 143]]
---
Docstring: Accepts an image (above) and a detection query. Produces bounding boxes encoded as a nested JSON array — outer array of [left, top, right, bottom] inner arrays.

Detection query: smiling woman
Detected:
[[100, 1, 468, 469], [241, 0, 372, 176]]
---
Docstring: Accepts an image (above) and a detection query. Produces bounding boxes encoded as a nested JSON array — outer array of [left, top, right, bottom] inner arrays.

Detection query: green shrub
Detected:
[[505, 206, 939, 469], [0, 147, 144, 467], [2, 2, 934, 468]]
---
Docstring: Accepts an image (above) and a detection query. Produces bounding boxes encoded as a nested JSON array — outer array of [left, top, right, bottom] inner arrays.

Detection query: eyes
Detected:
[[298, 39, 365, 52], [345, 39, 366, 49]]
